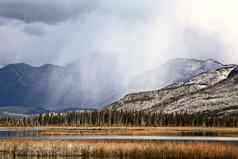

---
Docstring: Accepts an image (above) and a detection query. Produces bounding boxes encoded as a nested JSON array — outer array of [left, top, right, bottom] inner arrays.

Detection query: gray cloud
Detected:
[[182, 28, 225, 62], [0, 0, 236, 107], [0, 1, 80, 24], [166, 27, 226, 63], [23, 23, 48, 36], [0, 17, 10, 25], [0, 0, 164, 24], [0, 0, 234, 83]]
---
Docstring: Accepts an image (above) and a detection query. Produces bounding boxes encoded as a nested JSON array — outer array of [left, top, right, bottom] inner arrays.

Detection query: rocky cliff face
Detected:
[[107, 65, 238, 115]]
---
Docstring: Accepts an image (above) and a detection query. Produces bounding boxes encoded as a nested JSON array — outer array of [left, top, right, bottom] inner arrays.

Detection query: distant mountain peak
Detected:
[[40, 64, 58, 68], [204, 58, 223, 66], [166, 58, 222, 64], [0, 58, 235, 115], [107, 64, 238, 116], [205, 58, 221, 63], [127, 58, 224, 93], [166, 58, 203, 63], [3, 63, 33, 69]]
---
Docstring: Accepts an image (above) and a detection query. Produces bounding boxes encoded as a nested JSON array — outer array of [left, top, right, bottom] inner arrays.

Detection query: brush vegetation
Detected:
[[0, 140, 237, 159], [35, 127, 238, 137]]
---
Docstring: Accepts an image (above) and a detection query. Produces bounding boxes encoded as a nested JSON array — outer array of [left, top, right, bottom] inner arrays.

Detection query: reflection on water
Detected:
[[0, 128, 225, 139], [0, 130, 39, 138], [0, 128, 238, 159], [178, 131, 218, 136], [1, 128, 238, 142]]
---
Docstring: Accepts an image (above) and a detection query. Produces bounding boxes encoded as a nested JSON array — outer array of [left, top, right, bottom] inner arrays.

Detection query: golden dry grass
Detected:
[[2, 126, 238, 136], [0, 140, 237, 159], [32, 127, 238, 137], [38, 128, 178, 136]]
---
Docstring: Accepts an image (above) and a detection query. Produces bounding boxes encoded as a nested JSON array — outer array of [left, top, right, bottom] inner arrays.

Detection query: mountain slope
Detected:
[[0, 60, 121, 111], [107, 65, 238, 115], [0, 58, 230, 113], [0, 63, 72, 110], [128, 58, 224, 93], [159, 66, 238, 115]]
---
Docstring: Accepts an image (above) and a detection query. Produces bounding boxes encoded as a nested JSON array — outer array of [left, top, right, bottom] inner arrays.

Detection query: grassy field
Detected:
[[0, 140, 237, 159]]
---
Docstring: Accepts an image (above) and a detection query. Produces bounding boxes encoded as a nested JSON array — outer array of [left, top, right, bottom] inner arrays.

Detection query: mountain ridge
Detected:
[[0, 58, 234, 115], [127, 58, 224, 93], [107, 64, 238, 116]]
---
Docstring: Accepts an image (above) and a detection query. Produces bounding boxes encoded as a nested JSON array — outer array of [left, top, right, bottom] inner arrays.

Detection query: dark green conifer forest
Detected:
[[1, 111, 238, 127]]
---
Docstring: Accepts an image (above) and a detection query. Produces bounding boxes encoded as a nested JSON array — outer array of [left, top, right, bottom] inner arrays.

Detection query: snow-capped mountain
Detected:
[[0, 58, 234, 115], [107, 64, 238, 116], [127, 58, 224, 93]]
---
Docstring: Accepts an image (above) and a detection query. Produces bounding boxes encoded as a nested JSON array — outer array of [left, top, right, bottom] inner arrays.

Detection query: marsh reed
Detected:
[[0, 140, 237, 159]]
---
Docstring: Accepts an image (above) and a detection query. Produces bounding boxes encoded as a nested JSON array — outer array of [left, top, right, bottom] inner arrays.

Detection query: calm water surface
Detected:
[[1, 128, 238, 159], [0, 128, 238, 142]]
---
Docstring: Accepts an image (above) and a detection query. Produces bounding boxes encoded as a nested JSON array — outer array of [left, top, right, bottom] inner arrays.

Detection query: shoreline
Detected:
[[1, 127, 238, 158], [1, 126, 238, 137]]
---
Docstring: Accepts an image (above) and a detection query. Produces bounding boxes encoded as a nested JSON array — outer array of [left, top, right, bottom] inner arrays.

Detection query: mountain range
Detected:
[[127, 58, 224, 92], [107, 62, 238, 116], [0, 61, 119, 113], [0, 58, 235, 115]]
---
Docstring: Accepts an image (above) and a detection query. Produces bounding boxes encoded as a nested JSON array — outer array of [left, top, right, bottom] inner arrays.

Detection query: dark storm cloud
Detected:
[[0, 1, 92, 24], [23, 23, 47, 36], [0, 0, 234, 108], [0, 17, 10, 25], [0, 0, 157, 24], [0, 0, 232, 70]]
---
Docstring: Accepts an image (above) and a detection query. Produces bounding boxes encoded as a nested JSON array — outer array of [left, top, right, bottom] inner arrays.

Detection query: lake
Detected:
[[1, 128, 238, 142], [1, 128, 238, 159]]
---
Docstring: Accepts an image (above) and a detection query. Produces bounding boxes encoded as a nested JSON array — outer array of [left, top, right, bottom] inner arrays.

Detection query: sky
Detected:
[[0, 0, 238, 76]]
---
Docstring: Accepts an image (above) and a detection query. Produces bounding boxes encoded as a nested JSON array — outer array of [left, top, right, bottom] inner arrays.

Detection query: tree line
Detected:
[[1, 110, 238, 127]]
